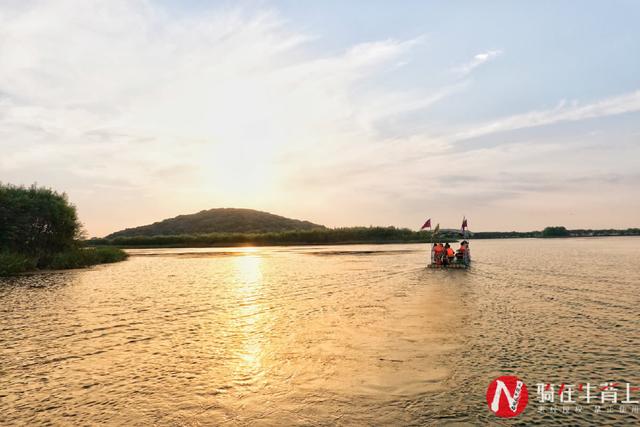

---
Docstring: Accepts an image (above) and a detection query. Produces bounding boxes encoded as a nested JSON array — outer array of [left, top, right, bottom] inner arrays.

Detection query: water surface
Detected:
[[1, 238, 639, 425]]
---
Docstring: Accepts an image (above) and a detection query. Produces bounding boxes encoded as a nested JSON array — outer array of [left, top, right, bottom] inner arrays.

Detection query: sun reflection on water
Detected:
[[232, 252, 265, 382]]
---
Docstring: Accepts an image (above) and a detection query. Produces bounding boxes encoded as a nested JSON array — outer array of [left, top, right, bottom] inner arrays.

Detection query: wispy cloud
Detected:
[[454, 90, 640, 141], [452, 49, 503, 76]]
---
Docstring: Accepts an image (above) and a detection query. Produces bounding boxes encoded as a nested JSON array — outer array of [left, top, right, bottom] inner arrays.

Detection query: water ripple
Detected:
[[1, 239, 639, 425]]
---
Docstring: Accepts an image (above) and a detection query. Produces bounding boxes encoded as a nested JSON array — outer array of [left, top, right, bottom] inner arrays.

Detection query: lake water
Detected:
[[1, 237, 639, 425]]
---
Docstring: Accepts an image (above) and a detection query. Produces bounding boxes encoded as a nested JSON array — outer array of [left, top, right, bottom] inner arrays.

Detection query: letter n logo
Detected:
[[486, 376, 529, 418]]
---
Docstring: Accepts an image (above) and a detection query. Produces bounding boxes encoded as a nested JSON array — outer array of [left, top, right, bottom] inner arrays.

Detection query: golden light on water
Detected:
[[4, 240, 640, 425], [232, 252, 265, 378], [233, 251, 263, 292], [237, 247, 259, 254]]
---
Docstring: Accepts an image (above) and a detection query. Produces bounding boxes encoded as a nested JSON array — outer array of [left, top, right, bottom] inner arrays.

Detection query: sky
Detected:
[[1, 0, 639, 237]]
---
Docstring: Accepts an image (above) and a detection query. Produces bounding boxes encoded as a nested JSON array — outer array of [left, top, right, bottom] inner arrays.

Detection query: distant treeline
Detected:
[[87, 225, 640, 248], [88, 227, 455, 247], [473, 226, 640, 239]]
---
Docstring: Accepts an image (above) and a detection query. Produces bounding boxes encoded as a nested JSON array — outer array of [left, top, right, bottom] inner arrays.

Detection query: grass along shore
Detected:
[[0, 247, 128, 276]]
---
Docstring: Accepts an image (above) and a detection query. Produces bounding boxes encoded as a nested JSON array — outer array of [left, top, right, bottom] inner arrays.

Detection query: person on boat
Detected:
[[455, 241, 467, 262], [445, 243, 455, 264], [433, 242, 444, 265]]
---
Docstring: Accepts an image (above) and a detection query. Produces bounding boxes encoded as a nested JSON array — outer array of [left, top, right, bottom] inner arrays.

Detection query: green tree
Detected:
[[542, 226, 570, 238], [0, 183, 83, 265]]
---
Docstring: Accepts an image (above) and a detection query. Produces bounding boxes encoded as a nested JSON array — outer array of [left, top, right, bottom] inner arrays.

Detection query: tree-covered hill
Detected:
[[106, 208, 325, 238]]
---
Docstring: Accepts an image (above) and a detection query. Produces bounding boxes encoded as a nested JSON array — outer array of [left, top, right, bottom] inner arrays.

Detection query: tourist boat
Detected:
[[424, 218, 471, 269], [427, 243, 471, 269]]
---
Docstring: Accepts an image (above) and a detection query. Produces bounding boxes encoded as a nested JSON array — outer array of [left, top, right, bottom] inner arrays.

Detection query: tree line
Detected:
[[473, 226, 640, 239], [88, 226, 452, 247], [87, 225, 640, 248]]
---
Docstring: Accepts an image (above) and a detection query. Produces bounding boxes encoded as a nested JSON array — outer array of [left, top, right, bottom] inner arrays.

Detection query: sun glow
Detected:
[[200, 142, 278, 202], [237, 247, 259, 254]]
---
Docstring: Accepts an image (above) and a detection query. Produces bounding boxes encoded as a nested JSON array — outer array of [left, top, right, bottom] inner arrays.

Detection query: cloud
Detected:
[[452, 49, 502, 76], [0, 1, 451, 235], [454, 90, 640, 141], [1, 2, 638, 234]]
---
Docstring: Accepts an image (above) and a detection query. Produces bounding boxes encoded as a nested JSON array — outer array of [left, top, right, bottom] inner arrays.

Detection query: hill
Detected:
[[105, 208, 325, 238]]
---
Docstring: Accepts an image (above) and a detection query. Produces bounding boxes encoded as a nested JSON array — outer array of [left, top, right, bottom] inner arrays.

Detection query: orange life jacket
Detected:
[[446, 247, 455, 257], [434, 245, 444, 254]]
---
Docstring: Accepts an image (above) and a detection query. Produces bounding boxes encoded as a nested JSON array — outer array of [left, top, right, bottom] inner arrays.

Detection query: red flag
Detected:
[[420, 218, 431, 230], [461, 217, 468, 232]]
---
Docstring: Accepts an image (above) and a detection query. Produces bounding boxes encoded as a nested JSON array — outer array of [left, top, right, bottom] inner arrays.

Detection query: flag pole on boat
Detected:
[[420, 218, 432, 263], [461, 216, 470, 265], [461, 216, 468, 239], [420, 219, 440, 243]]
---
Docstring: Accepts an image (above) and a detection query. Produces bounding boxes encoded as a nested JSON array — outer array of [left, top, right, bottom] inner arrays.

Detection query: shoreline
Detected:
[[101, 234, 639, 250], [0, 247, 128, 277]]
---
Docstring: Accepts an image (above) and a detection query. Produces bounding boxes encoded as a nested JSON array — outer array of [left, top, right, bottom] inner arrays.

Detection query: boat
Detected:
[[427, 241, 471, 269], [427, 261, 469, 269], [423, 218, 471, 269]]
